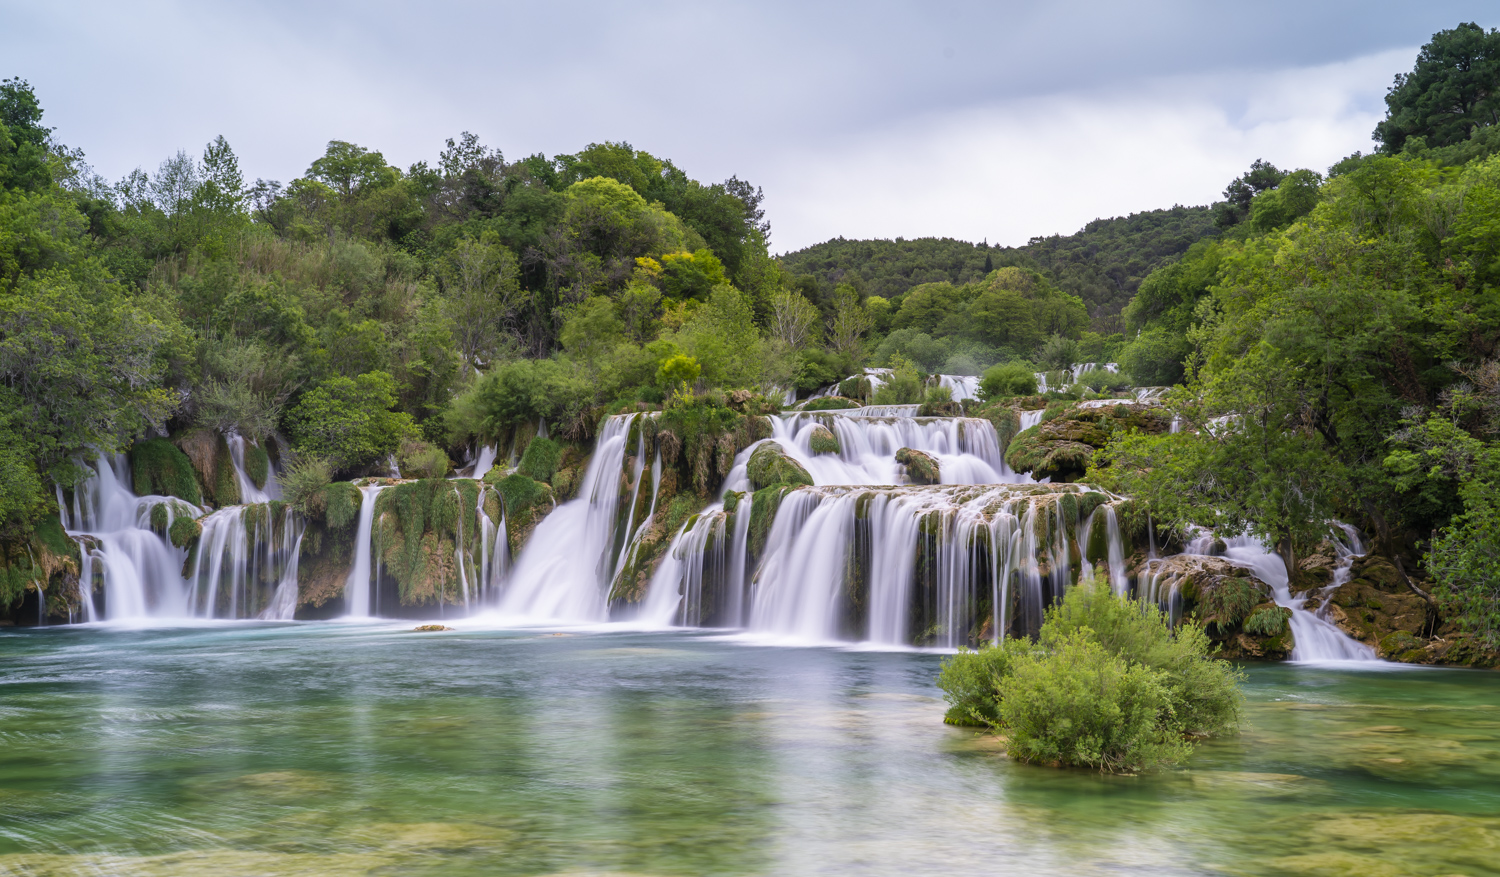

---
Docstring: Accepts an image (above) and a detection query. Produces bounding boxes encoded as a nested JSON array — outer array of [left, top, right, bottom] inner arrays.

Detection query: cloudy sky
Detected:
[[3, 2, 1495, 251]]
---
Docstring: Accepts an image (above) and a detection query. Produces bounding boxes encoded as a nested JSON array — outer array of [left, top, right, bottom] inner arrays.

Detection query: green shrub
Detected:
[[871, 356, 924, 405], [281, 457, 332, 516], [918, 383, 955, 416], [287, 371, 418, 474], [398, 440, 450, 480], [1073, 367, 1130, 394], [1197, 577, 1262, 633], [937, 642, 1019, 726], [1038, 334, 1080, 371], [937, 580, 1243, 772], [1001, 630, 1189, 772], [518, 436, 562, 483], [838, 375, 871, 399], [1243, 606, 1291, 637], [979, 363, 1038, 400], [1119, 327, 1190, 387], [803, 396, 861, 411]]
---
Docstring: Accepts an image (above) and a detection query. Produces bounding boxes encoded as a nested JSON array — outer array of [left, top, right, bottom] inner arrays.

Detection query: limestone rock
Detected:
[[747, 443, 813, 491], [809, 425, 841, 455], [895, 447, 941, 485]]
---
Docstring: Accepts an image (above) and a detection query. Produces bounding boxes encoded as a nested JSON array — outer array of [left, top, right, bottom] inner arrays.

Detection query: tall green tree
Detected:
[[1375, 22, 1500, 153]]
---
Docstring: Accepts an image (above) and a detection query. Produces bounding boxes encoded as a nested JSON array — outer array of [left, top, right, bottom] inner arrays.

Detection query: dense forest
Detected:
[[779, 205, 1220, 331], [1, 21, 1498, 649]]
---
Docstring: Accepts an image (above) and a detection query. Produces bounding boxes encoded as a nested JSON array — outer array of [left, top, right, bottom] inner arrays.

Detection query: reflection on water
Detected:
[[0, 624, 1496, 876]]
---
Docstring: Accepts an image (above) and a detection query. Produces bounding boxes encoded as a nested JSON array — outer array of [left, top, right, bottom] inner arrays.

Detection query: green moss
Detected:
[[130, 439, 203, 505], [169, 515, 201, 549], [803, 396, 861, 411], [838, 376, 871, 399], [322, 482, 364, 532], [895, 447, 940, 485], [244, 443, 270, 489], [31, 515, 70, 557], [747, 443, 813, 491], [748, 485, 795, 559], [809, 425, 841, 455], [722, 490, 743, 515], [518, 436, 562, 483]]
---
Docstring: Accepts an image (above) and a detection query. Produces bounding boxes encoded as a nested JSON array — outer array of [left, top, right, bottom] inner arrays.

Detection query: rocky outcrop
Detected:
[[1006, 403, 1171, 482], [895, 448, 941, 485], [1134, 554, 1291, 659], [747, 443, 813, 491], [809, 425, 841, 455]]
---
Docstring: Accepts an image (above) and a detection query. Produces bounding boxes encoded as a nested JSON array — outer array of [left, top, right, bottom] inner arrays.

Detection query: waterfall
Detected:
[[59, 454, 302, 621], [496, 414, 638, 622], [225, 433, 280, 503], [765, 414, 1017, 485], [937, 374, 980, 402], [344, 485, 384, 618], [647, 484, 1108, 646], [1183, 531, 1377, 662]]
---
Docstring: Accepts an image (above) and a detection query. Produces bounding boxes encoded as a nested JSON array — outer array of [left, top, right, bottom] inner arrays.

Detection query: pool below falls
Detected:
[[0, 622, 1497, 876]]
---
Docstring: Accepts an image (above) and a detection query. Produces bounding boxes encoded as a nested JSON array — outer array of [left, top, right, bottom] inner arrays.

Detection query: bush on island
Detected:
[[938, 578, 1243, 773]]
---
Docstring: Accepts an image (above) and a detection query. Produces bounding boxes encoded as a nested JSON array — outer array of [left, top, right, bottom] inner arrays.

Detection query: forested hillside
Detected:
[[779, 204, 1218, 329]]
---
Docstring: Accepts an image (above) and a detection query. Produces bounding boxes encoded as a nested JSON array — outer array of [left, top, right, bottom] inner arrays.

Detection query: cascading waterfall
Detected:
[[225, 434, 281, 503], [344, 485, 384, 618], [495, 414, 638, 622], [60, 453, 302, 621], [1183, 531, 1377, 662], [648, 483, 1107, 646]]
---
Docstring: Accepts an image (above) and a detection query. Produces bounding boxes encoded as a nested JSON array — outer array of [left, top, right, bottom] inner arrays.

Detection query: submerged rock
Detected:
[[413, 624, 454, 632], [894, 448, 941, 485]]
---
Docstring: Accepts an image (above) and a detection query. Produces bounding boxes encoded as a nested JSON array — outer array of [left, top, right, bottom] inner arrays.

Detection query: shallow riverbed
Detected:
[[0, 622, 1496, 876]]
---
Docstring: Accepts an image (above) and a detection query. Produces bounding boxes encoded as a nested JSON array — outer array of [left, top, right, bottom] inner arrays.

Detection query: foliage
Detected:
[[656, 354, 701, 391], [287, 371, 417, 474], [1195, 577, 1263, 633], [871, 355, 923, 405], [518, 436, 562, 483], [398, 439, 449, 480], [1243, 606, 1291, 637], [939, 581, 1242, 773], [1037, 334, 1080, 371], [1374, 23, 1500, 153], [281, 456, 332, 516], [978, 362, 1039, 400], [1073, 367, 1129, 394], [1428, 471, 1500, 648]]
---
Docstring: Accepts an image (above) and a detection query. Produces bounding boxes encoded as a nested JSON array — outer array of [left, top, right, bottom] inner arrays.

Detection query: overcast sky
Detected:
[[3, 2, 1495, 251]]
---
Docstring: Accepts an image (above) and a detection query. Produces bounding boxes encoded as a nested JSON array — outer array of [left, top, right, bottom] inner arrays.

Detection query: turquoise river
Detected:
[[0, 623, 1497, 876]]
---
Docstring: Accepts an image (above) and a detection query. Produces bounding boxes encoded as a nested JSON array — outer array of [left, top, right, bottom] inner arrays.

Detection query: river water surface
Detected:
[[0, 623, 1497, 876]]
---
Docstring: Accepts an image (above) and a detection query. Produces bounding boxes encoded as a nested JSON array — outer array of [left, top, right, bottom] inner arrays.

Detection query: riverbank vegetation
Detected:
[[939, 580, 1243, 773]]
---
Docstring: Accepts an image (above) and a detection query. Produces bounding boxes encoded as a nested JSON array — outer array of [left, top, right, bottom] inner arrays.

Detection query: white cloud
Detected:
[[759, 48, 1412, 250]]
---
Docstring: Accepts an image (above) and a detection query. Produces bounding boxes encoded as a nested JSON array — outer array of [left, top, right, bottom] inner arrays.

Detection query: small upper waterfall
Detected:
[[225, 433, 281, 503]]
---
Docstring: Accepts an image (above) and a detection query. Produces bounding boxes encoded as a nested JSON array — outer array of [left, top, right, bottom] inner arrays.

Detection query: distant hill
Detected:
[[779, 205, 1219, 328]]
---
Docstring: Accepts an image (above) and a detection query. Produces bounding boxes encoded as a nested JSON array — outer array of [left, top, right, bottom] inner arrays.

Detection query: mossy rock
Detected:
[[494, 473, 555, 553], [169, 515, 202, 549], [974, 404, 1022, 452], [809, 425, 841, 455], [895, 447, 940, 485], [518, 436, 562, 483], [1379, 630, 1425, 661], [243, 442, 271, 490], [130, 438, 203, 505], [838, 376, 872, 400], [747, 443, 813, 491], [173, 428, 238, 508], [803, 396, 861, 411]]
